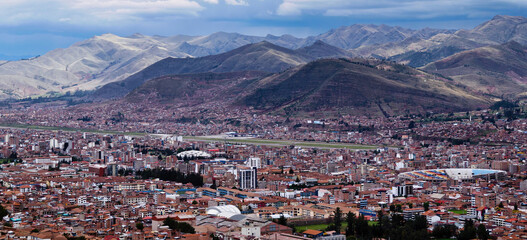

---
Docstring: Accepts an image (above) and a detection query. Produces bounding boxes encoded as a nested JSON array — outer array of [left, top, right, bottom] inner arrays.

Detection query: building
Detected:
[[239, 167, 258, 190]]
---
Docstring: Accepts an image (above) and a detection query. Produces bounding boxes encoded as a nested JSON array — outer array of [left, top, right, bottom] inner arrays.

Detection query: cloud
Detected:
[[0, 0, 205, 25], [276, 0, 527, 19], [225, 0, 249, 6], [71, 0, 205, 19], [202, 0, 219, 3]]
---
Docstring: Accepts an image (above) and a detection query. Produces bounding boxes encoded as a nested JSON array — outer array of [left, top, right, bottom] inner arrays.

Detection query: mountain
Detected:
[[356, 15, 527, 67], [239, 58, 490, 117], [296, 40, 352, 58], [0, 33, 191, 99], [126, 71, 267, 106], [93, 41, 327, 99], [307, 24, 453, 50], [0, 15, 525, 99], [182, 32, 305, 56], [422, 41, 527, 99], [456, 15, 527, 45]]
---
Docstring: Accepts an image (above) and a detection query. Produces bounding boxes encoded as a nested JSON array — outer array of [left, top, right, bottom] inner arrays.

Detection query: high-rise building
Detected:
[[239, 167, 258, 190], [246, 157, 261, 169]]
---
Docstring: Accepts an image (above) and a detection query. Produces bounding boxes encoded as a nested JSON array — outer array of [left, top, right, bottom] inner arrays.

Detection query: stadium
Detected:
[[398, 168, 507, 182]]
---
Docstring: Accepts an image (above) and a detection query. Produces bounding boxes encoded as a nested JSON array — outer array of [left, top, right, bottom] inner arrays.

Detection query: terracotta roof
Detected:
[[302, 229, 323, 235]]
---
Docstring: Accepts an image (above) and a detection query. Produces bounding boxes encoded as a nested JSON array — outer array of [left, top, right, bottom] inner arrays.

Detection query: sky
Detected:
[[0, 0, 526, 60]]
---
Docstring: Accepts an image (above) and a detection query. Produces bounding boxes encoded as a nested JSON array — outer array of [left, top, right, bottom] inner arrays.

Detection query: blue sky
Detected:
[[0, 0, 526, 60]]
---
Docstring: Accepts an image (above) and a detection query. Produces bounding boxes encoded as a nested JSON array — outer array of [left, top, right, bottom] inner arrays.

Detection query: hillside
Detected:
[[356, 15, 527, 67], [422, 41, 527, 98], [296, 40, 352, 58], [239, 58, 491, 117], [126, 71, 267, 106], [93, 41, 347, 99], [306, 24, 452, 50], [0, 15, 525, 99]]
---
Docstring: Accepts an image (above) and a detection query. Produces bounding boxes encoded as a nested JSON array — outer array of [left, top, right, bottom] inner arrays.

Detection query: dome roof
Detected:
[[206, 205, 241, 218]]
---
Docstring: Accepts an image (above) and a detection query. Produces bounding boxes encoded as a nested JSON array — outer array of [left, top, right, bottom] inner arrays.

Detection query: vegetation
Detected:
[[432, 224, 457, 239], [334, 207, 343, 233], [136, 222, 144, 231], [490, 100, 518, 110], [163, 217, 196, 233], [136, 168, 203, 187], [0, 204, 9, 219], [186, 136, 378, 150], [448, 209, 467, 215]]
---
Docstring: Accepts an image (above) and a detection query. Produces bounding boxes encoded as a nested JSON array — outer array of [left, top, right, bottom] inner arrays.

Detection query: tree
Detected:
[[0, 204, 9, 219], [355, 214, 369, 237], [289, 168, 294, 174], [163, 217, 195, 234], [396, 204, 402, 212], [177, 222, 196, 233], [423, 202, 429, 211], [408, 121, 416, 129], [334, 207, 343, 234], [345, 212, 356, 236], [477, 224, 489, 240], [278, 215, 287, 226], [164, 217, 178, 231], [458, 220, 477, 240], [498, 202, 504, 208], [136, 222, 144, 231], [413, 215, 428, 231], [390, 204, 396, 212], [432, 224, 457, 239]]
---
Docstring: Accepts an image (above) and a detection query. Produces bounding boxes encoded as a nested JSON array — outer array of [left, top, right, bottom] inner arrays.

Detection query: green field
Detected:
[[185, 136, 379, 150], [448, 209, 467, 215], [0, 123, 381, 150]]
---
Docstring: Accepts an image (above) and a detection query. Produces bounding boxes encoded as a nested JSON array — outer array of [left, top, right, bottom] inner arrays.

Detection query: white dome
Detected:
[[177, 150, 211, 158], [206, 205, 241, 218]]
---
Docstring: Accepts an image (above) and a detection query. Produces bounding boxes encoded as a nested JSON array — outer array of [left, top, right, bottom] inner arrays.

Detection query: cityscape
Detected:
[[0, 1, 527, 240]]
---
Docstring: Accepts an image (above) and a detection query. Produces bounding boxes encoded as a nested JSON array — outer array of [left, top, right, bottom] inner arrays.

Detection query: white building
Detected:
[[246, 157, 261, 169], [239, 167, 258, 190]]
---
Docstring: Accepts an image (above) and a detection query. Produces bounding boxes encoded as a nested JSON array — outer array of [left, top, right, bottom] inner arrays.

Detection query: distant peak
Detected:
[[95, 33, 120, 40], [491, 15, 525, 21]]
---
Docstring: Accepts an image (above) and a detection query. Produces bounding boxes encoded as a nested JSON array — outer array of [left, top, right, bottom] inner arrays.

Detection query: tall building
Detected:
[[239, 167, 258, 190], [247, 157, 261, 169]]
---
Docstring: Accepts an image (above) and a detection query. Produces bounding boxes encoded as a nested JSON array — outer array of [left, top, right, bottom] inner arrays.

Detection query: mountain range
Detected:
[[1, 15, 525, 100], [239, 58, 489, 117], [423, 41, 527, 99], [93, 41, 350, 99], [124, 58, 490, 117], [1, 15, 527, 117]]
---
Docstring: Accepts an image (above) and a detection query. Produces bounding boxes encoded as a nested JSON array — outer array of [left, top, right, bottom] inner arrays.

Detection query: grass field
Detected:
[[448, 209, 467, 215], [0, 123, 382, 150], [185, 136, 379, 150]]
